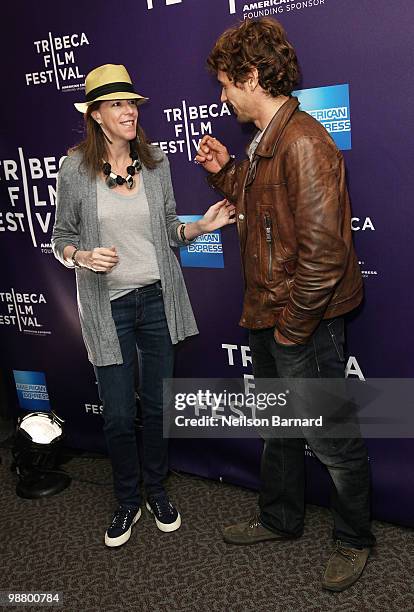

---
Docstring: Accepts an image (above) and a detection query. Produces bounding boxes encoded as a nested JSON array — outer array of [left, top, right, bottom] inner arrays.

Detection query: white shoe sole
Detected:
[[146, 502, 181, 532], [105, 508, 141, 547]]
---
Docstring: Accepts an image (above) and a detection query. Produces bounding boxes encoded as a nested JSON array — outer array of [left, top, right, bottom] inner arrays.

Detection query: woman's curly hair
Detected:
[[207, 18, 299, 97]]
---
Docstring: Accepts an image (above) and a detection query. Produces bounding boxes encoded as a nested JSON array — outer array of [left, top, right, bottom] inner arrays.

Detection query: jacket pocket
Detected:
[[260, 209, 295, 284]]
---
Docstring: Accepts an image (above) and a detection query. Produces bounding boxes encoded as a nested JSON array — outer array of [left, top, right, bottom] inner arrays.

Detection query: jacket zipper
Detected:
[[263, 213, 273, 281]]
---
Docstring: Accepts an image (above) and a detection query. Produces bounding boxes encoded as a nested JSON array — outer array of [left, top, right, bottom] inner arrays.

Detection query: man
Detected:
[[196, 18, 375, 591]]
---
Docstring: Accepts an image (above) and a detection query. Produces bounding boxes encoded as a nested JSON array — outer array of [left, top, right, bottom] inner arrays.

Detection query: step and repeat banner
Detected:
[[1, 0, 413, 525]]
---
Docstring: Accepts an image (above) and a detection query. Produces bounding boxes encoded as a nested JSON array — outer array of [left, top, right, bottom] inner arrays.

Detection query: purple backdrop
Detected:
[[1, 0, 413, 526]]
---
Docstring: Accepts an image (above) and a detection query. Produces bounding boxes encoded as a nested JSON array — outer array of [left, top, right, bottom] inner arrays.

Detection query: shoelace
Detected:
[[151, 498, 174, 518], [248, 515, 262, 529], [111, 507, 136, 529], [336, 541, 358, 564]]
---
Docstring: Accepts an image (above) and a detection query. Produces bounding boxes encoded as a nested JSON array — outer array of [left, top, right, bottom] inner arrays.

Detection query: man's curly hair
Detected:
[[207, 18, 299, 97]]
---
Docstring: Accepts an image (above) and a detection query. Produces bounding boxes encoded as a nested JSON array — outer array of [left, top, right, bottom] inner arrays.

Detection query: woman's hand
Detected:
[[180, 200, 236, 242], [76, 246, 119, 272], [199, 199, 236, 233], [195, 136, 231, 174]]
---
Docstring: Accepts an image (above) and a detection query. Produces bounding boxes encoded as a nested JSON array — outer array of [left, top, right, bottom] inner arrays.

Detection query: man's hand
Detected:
[[195, 136, 231, 174], [77, 246, 119, 272], [274, 328, 297, 346]]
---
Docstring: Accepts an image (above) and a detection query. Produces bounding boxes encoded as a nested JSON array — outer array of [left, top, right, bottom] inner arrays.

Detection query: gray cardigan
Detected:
[[52, 148, 198, 366]]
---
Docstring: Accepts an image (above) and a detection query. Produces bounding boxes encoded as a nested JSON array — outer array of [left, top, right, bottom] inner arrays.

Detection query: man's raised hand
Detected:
[[195, 136, 231, 174]]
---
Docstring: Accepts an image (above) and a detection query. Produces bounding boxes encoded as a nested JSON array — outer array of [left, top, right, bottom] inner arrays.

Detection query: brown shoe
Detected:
[[322, 541, 370, 591], [223, 515, 290, 545]]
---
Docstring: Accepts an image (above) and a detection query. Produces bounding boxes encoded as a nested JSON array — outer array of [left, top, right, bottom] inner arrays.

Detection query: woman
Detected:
[[52, 64, 235, 547]]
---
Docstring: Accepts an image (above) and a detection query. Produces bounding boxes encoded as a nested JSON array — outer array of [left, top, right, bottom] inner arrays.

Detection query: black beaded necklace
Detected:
[[102, 149, 142, 190]]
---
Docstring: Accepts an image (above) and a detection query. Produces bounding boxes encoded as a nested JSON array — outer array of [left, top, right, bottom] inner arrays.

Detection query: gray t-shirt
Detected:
[[97, 175, 160, 301], [247, 129, 264, 161]]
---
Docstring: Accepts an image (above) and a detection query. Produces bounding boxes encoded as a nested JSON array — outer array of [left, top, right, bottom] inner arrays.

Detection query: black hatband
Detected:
[[85, 82, 135, 102]]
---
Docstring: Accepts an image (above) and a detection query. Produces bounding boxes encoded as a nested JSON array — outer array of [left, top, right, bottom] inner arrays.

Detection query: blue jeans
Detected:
[[94, 283, 174, 507], [249, 318, 376, 549]]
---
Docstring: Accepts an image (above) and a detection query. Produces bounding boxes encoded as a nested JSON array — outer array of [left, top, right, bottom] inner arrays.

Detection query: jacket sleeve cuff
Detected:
[[207, 158, 236, 190], [168, 221, 197, 248], [52, 239, 79, 268], [275, 310, 322, 345]]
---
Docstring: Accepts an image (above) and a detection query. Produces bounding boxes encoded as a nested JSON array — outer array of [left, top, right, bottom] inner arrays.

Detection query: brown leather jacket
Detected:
[[208, 97, 363, 344]]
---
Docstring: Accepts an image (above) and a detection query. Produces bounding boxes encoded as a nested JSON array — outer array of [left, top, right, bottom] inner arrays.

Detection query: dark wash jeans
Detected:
[[94, 283, 174, 507], [249, 317, 376, 549]]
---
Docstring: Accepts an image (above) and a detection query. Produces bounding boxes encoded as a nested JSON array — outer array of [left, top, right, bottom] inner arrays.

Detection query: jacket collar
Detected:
[[254, 97, 300, 158]]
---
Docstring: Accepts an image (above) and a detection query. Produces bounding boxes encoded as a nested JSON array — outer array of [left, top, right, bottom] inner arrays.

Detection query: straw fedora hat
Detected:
[[74, 64, 148, 113]]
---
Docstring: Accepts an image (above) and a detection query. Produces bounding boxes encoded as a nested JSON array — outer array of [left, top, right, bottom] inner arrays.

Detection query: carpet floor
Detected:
[[0, 449, 413, 612]]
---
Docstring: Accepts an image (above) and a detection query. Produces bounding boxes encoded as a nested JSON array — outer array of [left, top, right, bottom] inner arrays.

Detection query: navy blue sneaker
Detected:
[[146, 494, 181, 532], [105, 505, 141, 547]]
